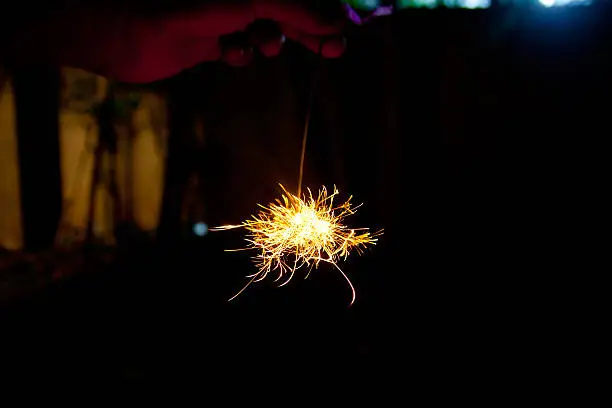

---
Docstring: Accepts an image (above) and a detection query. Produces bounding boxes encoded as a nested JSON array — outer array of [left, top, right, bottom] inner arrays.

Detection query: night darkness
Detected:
[[0, 0, 604, 392]]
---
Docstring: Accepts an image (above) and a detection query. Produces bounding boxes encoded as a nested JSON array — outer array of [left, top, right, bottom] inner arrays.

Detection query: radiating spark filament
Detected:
[[212, 184, 382, 305]]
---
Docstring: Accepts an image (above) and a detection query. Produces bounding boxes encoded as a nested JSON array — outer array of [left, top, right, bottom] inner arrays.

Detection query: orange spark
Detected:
[[212, 184, 382, 305]]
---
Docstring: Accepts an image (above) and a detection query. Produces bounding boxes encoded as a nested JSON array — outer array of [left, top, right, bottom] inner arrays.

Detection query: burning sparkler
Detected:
[[213, 33, 383, 304], [212, 184, 381, 305]]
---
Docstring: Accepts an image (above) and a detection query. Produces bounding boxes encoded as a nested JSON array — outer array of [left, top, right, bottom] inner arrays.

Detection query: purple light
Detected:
[[343, 4, 395, 25]]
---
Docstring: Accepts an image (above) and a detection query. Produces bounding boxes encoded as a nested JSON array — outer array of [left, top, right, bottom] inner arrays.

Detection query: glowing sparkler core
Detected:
[[213, 184, 382, 305]]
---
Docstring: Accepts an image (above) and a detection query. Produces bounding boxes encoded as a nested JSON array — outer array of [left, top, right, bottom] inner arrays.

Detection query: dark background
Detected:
[[0, 2, 604, 389]]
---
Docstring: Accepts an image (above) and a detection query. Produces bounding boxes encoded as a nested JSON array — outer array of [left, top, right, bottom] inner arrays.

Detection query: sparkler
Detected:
[[212, 184, 381, 305], [213, 38, 382, 305]]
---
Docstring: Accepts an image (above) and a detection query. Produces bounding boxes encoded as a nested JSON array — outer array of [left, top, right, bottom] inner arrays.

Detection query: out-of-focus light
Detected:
[[398, 0, 437, 8], [400, 0, 491, 8], [459, 0, 491, 9], [538, 0, 592, 6], [397, 0, 590, 8], [193, 222, 209, 237], [345, 0, 380, 10]]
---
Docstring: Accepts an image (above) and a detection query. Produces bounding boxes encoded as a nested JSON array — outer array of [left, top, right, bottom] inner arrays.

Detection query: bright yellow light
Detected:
[[212, 184, 382, 305]]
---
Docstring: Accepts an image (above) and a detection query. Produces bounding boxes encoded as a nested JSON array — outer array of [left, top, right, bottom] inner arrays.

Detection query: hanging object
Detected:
[[213, 43, 382, 306]]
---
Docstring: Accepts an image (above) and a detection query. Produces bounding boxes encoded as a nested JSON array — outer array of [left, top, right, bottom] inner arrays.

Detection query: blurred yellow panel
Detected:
[[59, 68, 167, 238], [0, 80, 23, 250], [0, 67, 168, 251], [129, 92, 167, 231]]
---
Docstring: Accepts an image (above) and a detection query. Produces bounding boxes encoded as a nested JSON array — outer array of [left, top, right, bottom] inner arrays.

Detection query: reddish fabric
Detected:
[[3, 1, 363, 83]]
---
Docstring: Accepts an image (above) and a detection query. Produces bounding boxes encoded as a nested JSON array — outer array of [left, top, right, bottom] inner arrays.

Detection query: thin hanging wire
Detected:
[[297, 42, 326, 198], [296, 7, 396, 197]]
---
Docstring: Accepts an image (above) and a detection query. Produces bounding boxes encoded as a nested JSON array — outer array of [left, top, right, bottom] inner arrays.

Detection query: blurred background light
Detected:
[[193, 222, 209, 237], [538, 0, 592, 6], [393, 0, 592, 8]]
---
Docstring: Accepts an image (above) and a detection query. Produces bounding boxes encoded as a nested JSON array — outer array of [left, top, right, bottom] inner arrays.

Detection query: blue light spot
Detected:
[[539, 0, 591, 6], [193, 222, 209, 237]]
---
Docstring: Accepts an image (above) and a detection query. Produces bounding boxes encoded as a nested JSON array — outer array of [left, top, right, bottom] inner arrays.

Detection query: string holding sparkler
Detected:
[[212, 39, 382, 306], [296, 40, 323, 198]]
